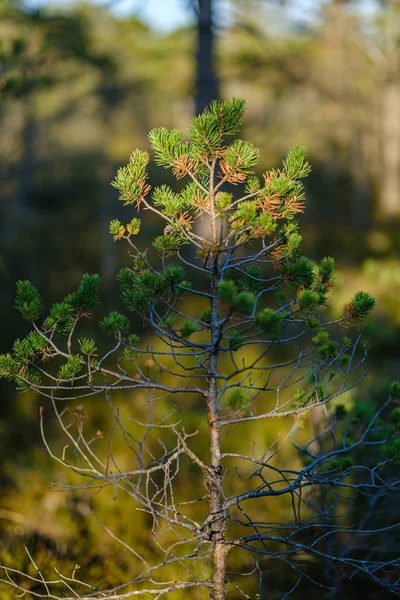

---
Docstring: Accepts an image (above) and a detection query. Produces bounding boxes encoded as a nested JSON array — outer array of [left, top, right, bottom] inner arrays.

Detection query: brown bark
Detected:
[[204, 186, 228, 597], [211, 541, 228, 600], [206, 289, 227, 599]]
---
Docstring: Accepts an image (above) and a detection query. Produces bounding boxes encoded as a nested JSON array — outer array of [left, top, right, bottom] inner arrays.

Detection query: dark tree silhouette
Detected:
[[192, 0, 219, 113]]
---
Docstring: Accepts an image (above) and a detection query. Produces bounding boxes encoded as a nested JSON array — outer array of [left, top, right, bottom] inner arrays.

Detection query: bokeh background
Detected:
[[1, 0, 400, 598]]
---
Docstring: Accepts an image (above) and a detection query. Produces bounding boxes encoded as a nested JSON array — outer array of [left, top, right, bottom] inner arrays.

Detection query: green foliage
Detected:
[[180, 182, 206, 210], [78, 338, 97, 356], [189, 98, 246, 158], [312, 331, 330, 346], [285, 231, 302, 254], [228, 388, 248, 410], [381, 439, 400, 463], [109, 219, 125, 240], [312, 330, 338, 360], [297, 289, 321, 310], [14, 281, 42, 321], [231, 201, 257, 226], [122, 333, 141, 360], [229, 201, 276, 240], [389, 380, 400, 398], [281, 256, 315, 289], [100, 312, 130, 336], [58, 354, 84, 380], [65, 274, 101, 312], [0, 339, 43, 392], [131, 256, 145, 273], [0, 353, 20, 381], [315, 383, 327, 402], [200, 307, 212, 324], [223, 139, 260, 173], [318, 257, 335, 285], [345, 291, 375, 327], [180, 320, 197, 338], [295, 383, 327, 406], [26, 331, 48, 352], [390, 408, 400, 429], [38, 275, 100, 337], [148, 128, 187, 168], [122, 348, 137, 361], [292, 388, 309, 407], [43, 302, 72, 334], [117, 268, 170, 315], [339, 354, 351, 368], [132, 271, 167, 295], [256, 213, 276, 234], [203, 97, 246, 135], [162, 264, 185, 286], [218, 280, 238, 304], [245, 176, 261, 194], [152, 185, 187, 216], [283, 145, 311, 178], [13, 337, 36, 363], [189, 113, 221, 157], [152, 233, 188, 257], [163, 314, 177, 328], [352, 291, 376, 317], [263, 171, 306, 220], [321, 341, 339, 361], [127, 333, 140, 347], [342, 457, 354, 470], [233, 291, 255, 315], [305, 315, 320, 329], [351, 402, 374, 425], [112, 150, 150, 206], [256, 309, 283, 338], [216, 192, 232, 211], [15, 368, 41, 394], [127, 218, 141, 235], [330, 457, 354, 471], [229, 331, 245, 351], [238, 265, 263, 293]]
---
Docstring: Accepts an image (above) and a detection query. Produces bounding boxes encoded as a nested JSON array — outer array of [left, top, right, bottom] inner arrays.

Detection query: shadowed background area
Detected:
[[1, 0, 400, 598]]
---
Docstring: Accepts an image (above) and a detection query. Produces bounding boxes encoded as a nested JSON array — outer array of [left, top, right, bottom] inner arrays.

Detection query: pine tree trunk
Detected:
[[195, 0, 218, 114], [206, 274, 227, 599], [205, 171, 227, 599]]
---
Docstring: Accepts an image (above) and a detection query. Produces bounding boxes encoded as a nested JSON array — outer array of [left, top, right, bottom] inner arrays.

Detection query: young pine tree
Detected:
[[1, 98, 400, 599]]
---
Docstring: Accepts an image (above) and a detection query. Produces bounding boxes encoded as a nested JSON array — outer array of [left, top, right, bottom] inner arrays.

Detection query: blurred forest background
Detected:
[[1, 0, 400, 598]]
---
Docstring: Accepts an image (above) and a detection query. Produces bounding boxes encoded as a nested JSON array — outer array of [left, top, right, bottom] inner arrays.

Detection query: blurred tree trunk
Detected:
[[19, 101, 35, 211], [351, 136, 370, 228], [192, 0, 219, 240], [194, 0, 218, 114], [380, 1, 400, 218], [381, 83, 400, 217], [17, 100, 38, 283]]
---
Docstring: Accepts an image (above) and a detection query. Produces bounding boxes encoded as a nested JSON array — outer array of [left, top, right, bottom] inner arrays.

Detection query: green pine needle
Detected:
[[15, 280, 42, 321]]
